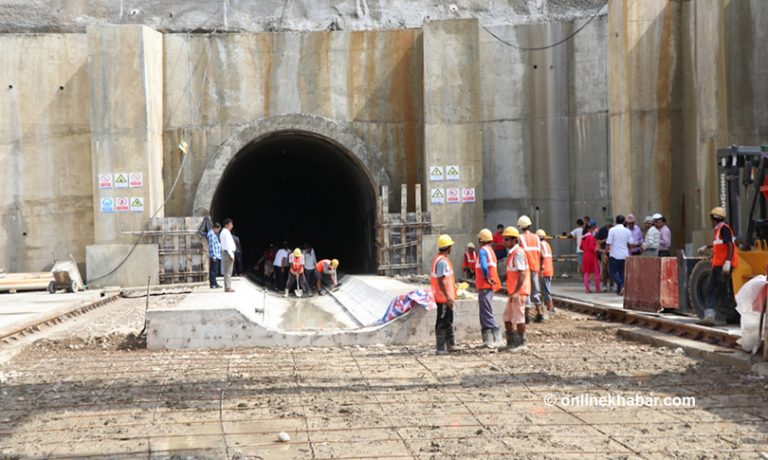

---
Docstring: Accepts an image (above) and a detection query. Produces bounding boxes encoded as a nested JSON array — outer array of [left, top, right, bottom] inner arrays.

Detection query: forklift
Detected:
[[683, 145, 768, 323]]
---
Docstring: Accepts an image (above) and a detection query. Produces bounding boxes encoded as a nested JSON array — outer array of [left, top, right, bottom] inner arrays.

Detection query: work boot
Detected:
[[481, 328, 491, 348], [698, 309, 716, 326], [511, 334, 528, 353], [490, 328, 501, 349], [283, 289, 289, 298], [435, 329, 448, 355], [446, 328, 456, 352], [504, 331, 518, 350], [534, 313, 544, 323]]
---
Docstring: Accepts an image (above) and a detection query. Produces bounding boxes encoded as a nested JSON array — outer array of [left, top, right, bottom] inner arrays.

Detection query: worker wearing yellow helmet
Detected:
[[285, 248, 310, 297], [431, 234, 457, 355], [536, 229, 555, 314], [475, 228, 502, 349], [502, 226, 529, 351], [697, 206, 739, 326], [316, 258, 340, 295]]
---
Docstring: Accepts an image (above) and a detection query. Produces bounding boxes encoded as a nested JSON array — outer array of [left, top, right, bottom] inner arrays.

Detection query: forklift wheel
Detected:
[[68, 280, 78, 293], [687, 260, 711, 319], [47, 281, 56, 294]]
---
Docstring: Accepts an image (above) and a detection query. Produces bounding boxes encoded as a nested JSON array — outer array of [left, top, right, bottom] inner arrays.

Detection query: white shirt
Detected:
[[643, 226, 660, 250], [606, 225, 632, 260], [507, 245, 528, 272], [304, 249, 317, 269], [570, 227, 584, 253], [273, 248, 288, 267], [219, 227, 236, 259]]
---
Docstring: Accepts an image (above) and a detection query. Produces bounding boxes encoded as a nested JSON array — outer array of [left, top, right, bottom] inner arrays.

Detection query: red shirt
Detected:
[[492, 231, 504, 251]]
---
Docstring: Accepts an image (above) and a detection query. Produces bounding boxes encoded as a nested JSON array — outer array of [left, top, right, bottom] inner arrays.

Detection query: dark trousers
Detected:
[[706, 266, 732, 319], [274, 267, 287, 290], [234, 252, 244, 275], [609, 257, 625, 293], [304, 269, 316, 291], [435, 303, 454, 349], [658, 250, 671, 257], [209, 257, 220, 287]]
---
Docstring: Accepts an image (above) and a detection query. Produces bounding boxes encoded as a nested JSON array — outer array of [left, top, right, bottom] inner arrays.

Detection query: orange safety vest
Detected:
[[475, 245, 501, 292], [519, 232, 542, 272], [540, 240, 554, 277], [712, 222, 739, 268], [430, 253, 456, 304], [316, 259, 330, 273], [506, 245, 531, 296], [289, 254, 304, 274], [463, 250, 477, 269]]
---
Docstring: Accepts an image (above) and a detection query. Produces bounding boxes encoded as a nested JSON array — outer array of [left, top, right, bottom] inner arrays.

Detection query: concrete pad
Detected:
[[146, 276, 511, 349], [0, 290, 103, 338], [86, 244, 159, 288]]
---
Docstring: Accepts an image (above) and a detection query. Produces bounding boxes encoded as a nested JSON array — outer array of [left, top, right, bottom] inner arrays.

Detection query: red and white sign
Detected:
[[129, 172, 143, 188], [446, 188, 460, 203], [98, 174, 113, 189], [115, 197, 130, 212], [461, 188, 476, 203]]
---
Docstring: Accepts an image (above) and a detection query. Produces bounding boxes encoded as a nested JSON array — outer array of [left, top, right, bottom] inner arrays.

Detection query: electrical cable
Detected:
[[481, 0, 608, 52]]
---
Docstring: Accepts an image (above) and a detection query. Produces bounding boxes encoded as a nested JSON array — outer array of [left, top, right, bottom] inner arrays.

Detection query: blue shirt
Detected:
[[478, 246, 489, 279], [207, 229, 221, 259]]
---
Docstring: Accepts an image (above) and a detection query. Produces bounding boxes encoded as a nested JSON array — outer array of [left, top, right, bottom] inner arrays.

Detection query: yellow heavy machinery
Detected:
[[685, 145, 768, 323]]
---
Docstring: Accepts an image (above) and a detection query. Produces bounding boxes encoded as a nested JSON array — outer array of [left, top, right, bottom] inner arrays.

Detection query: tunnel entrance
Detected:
[[210, 131, 378, 274]]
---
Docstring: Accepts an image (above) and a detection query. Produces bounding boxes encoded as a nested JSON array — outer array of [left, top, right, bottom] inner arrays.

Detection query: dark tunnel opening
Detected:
[[210, 131, 378, 274]]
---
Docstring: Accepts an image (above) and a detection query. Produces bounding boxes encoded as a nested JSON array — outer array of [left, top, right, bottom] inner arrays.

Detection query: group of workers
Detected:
[[431, 215, 555, 354], [256, 242, 340, 297]]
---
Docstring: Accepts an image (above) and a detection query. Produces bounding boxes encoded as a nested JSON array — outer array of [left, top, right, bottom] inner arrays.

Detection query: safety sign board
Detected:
[[115, 197, 130, 212], [445, 165, 460, 181], [446, 188, 460, 203], [129, 172, 143, 188], [130, 197, 145, 213], [98, 174, 113, 189], [114, 172, 129, 189], [461, 187, 476, 203], [100, 197, 114, 213], [430, 188, 445, 204], [429, 166, 444, 182]]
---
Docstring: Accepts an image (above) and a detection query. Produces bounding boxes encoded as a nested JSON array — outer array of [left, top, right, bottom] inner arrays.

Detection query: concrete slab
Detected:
[[85, 244, 159, 288], [0, 290, 104, 338], [146, 276, 511, 349]]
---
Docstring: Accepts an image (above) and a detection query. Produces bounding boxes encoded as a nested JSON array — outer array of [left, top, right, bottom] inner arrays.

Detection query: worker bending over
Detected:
[[536, 229, 555, 313], [698, 207, 738, 326], [431, 234, 457, 355], [518, 216, 544, 323], [462, 243, 477, 280], [316, 258, 340, 295], [502, 226, 529, 352], [475, 228, 502, 348], [285, 248, 310, 297]]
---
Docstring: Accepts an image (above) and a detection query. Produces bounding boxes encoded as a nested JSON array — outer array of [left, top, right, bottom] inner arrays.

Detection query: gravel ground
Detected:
[[1, 295, 768, 459]]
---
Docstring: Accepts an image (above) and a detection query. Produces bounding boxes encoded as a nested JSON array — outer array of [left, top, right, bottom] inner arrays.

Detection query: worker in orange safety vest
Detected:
[[536, 229, 556, 314], [462, 242, 477, 280], [431, 234, 457, 355], [475, 228, 502, 348], [518, 216, 544, 323], [502, 226, 529, 352], [697, 206, 739, 326], [285, 248, 311, 297]]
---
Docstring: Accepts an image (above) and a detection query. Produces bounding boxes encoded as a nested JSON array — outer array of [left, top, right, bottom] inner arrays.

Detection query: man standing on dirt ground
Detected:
[[431, 234, 457, 355], [697, 207, 738, 326], [207, 222, 222, 289], [219, 218, 236, 292], [273, 242, 289, 292], [537, 229, 555, 314], [606, 215, 631, 296], [502, 226, 529, 352], [475, 228, 502, 348], [518, 216, 544, 323], [285, 248, 310, 297]]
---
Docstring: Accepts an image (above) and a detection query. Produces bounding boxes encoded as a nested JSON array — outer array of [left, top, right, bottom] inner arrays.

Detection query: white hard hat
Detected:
[[652, 213, 663, 220]]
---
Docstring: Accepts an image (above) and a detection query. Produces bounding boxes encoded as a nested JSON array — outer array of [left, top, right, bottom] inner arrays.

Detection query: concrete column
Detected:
[[423, 19, 483, 234], [85, 25, 163, 286]]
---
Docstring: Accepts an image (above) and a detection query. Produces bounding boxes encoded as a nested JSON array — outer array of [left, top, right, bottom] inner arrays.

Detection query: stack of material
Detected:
[[0, 272, 55, 293]]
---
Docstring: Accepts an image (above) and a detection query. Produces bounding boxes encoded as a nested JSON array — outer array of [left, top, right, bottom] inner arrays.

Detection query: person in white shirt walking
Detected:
[[219, 218, 237, 292], [606, 215, 632, 295]]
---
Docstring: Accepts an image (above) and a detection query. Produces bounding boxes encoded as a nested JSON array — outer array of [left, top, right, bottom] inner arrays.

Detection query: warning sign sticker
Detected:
[[445, 165, 460, 181], [98, 174, 113, 189], [446, 188, 460, 203], [100, 197, 114, 213], [129, 172, 143, 188], [115, 197, 130, 212], [461, 188, 476, 203], [430, 188, 445, 204], [114, 172, 129, 189], [130, 197, 145, 213], [429, 166, 444, 182]]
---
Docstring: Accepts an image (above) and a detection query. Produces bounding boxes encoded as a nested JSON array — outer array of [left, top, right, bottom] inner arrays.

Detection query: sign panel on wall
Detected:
[[461, 188, 476, 203], [445, 165, 460, 181], [130, 197, 145, 213], [100, 197, 114, 213], [98, 174, 113, 189], [430, 188, 445, 204], [114, 173, 129, 189], [129, 172, 143, 188], [429, 166, 444, 182], [115, 197, 130, 212], [446, 188, 460, 203]]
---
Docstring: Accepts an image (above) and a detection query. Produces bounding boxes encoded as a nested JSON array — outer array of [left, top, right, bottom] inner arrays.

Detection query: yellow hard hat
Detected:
[[536, 229, 547, 238], [331, 259, 339, 269], [293, 248, 301, 257], [437, 234, 455, 249], [467, 242, 475, 249], [710, 207, 726, 219], [477, 228, 493, 243], [517, 215, 532, 228], [502, 226, 520, 238]]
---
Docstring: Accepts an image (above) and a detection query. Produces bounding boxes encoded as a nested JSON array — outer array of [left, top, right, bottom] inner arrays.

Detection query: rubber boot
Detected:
[[505, 331, 517, 350], [446, 328, 456, 352], [511, 333, 528, 353], [490, 328, 501, 349], [534, 313, 544, 323], [435, 329, 448, 355], [481, 328, 491, 348], [283, 289, 289, 298]]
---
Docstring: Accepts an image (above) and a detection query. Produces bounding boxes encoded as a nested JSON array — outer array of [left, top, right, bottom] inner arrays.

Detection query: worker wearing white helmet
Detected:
[[475, 228, 502, 349], [285, 248, 310, 297], [697, 207, 738, 326], [517, 215, 544, 323], [431, 234, 457, 355]]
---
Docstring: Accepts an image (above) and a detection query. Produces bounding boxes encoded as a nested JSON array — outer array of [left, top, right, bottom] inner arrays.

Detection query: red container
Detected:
[[624, 256, 679, 312]]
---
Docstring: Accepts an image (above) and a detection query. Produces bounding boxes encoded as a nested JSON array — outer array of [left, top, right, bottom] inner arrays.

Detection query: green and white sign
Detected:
[[429, 166, 444, 182], [430, 188, 445, 204], [445, 165, 460, 181]]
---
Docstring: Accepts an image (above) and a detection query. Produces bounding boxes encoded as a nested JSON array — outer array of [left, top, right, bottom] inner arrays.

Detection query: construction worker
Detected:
[[316, 258, 340, 295], [517, 216, 544, 323], [431, 234, 457, 355], [475, 228, 502, 348], [502, 226, 528, 351], [536, 229, 555, 313], [462, 242, 477, 280], [285, 248, 310, 297], [697, 207, 738, 326]]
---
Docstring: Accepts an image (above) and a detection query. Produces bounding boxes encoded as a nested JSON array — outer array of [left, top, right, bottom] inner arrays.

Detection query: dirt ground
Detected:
[[1, 294, 768, 459]]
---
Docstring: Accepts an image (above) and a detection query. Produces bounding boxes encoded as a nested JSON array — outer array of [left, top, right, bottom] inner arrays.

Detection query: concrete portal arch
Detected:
[[193, 114, 389, 213]]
